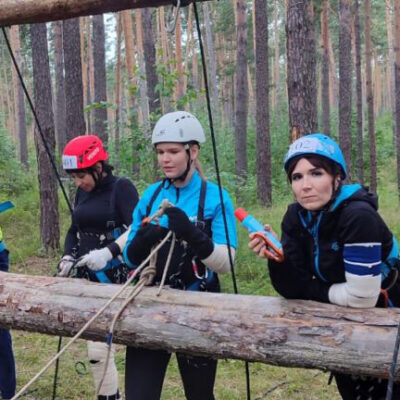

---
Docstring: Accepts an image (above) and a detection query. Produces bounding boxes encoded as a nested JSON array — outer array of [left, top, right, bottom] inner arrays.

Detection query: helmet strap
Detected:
[[165, 145, 193, 185]]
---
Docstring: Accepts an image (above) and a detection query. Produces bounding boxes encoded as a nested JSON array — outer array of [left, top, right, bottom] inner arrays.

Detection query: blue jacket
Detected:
[[124, 171, 237, 289]]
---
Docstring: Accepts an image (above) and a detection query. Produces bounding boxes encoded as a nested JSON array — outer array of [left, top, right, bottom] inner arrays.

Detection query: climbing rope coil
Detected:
[[11, 201, 176, 400]]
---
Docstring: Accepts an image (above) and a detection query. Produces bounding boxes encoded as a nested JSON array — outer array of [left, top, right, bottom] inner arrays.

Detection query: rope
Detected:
[[95, 233, 177, 397], [192, 3, 251, 399], [10, 231, 173, 400]]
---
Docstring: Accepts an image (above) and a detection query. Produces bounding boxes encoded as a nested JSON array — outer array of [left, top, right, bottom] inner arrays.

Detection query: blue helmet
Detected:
[[284, 133, 347, 178]]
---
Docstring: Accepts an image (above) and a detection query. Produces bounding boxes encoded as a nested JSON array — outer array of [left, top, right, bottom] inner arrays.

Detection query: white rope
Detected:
[[95, 233, 177, 397], [11, 231, 173, 400]]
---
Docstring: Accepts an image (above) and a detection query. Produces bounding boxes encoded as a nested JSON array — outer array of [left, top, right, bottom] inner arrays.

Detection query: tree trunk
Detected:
[[365, 0, 376, 192], [386, 0, 396, 135], [30, 24, 60, 254], [63, 18, 86, 140], [2, 272, 400, 380], [286, 0, 318, 136], [321, 0, 330, 135], [53, 20, 67, 156], [394, 0, 400, 198], [338, 0, 352, 178], [142, 8, 161, 118], [255, 0, 271, 205], [92, 14, 108, 143], [174, 12, 184, 101], [354, 0, 364, 184], [273, 0, 281, 111], [234, 0, 248, 185], [0, 0, 210, 26], [135, 10, 150, 127], [9, 25, 28, 166], [203, 2, 218, 114], [114, 13, 122, 167]]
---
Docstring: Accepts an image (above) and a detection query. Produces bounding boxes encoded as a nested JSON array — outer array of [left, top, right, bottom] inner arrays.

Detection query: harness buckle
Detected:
[[192, 258, 208, 280]]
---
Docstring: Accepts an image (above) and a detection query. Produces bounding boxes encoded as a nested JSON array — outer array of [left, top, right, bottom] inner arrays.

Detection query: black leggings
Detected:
[[335, 373, 400, 399], [125, 347, 217, 400]]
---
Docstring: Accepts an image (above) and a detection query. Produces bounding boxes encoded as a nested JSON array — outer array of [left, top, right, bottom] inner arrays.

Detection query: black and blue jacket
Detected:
[[268, 185, 399, 305]]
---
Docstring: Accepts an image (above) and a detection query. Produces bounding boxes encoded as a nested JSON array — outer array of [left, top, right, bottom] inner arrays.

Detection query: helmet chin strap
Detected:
[[165, 145, 193, 185]]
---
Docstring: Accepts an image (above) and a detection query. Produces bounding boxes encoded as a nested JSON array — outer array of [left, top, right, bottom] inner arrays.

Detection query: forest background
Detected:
[[0, 0, 400, 398]]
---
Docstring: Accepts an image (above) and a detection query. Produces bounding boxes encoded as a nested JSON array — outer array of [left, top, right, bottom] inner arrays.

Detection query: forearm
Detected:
[[107, 227, 131, 258], [202, 245, 236, 274], [268, 259, 330, 302]]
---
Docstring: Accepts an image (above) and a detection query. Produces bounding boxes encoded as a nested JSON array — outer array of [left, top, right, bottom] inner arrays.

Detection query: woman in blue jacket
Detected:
[[123, 111, 237, 400], [249, 133, 400, 399]]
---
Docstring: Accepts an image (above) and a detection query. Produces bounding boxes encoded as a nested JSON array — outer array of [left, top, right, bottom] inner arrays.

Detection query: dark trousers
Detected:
[[0, 249, 16, 399], [125, 347, 217, 400], [335, 373, 400, 400]]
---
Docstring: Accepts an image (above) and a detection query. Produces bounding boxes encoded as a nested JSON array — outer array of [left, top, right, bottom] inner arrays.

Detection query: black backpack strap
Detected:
[[146, 183, 163, 217], [197, 179, 207, 222]]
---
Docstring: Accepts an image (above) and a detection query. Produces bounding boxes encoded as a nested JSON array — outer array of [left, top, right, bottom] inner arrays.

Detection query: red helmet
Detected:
[[62, 135, 108, 170]]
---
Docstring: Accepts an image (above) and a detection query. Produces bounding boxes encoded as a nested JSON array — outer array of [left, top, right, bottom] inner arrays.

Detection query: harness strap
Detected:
[[197, 179, 207, 222], [145, 183, 164, 217]]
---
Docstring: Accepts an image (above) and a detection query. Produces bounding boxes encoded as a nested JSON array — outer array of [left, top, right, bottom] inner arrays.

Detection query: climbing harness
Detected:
[[192, 2, 251, 398]]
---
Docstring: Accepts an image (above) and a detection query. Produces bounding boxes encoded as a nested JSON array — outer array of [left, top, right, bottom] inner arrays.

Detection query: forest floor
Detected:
[[9, 255, 342, 400]]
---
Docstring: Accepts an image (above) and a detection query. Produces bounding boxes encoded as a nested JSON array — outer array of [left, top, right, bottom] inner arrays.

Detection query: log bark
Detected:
[[1, 272, 400, 380], [0, 0, 209, 26]]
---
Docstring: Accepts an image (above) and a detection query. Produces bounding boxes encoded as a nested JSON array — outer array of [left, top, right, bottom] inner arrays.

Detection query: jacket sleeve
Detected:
[[63, 191, 80, 256], [268, 208, 330, 303], [328, 205, 383, 308], [115, 178, 139, 226]]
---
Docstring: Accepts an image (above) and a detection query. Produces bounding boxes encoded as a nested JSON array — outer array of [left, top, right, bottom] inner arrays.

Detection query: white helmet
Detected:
[[152, 111, 206, 145]]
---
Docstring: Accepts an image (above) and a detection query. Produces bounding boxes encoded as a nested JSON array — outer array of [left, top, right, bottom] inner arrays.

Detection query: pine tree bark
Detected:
[[135, 10, 150, 127], [255, 0, 271, 205], [9, 26, 28, 166], [354, 0, 364, 184], [142, 8, 161, 119], [365, 0, 377, 192], [321, 0, 330, 135], [338, 0, 352, 177], [53, 21, 67, 156], [114, 13, 122, 166], [174, 12, 184, 101], [63, 18, 86, 140], [30, 23, 60, 253], [234, 0, 248, 185], [203, 2, 218, 114], [286, 0, 318, 136], [92, 14, 108, 143], [273, 0, 281, 111], [2, 272, 400, 380], [386, 0, 395, 116]]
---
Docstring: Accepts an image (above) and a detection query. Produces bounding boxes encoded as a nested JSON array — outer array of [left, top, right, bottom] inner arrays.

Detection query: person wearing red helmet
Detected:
[[58, 134, 139, 400]]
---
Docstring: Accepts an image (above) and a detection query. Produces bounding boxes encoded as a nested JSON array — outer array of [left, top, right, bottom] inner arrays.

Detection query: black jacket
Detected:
[[64, 174, 139, 257], [268, 185, 395, 303]]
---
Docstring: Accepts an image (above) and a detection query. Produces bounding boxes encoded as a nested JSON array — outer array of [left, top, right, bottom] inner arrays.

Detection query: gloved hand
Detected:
[[126, 224, 169, 266], [75, 247, 113, 271], [164, 207, 214, 260], [57, 255, 75, 277]]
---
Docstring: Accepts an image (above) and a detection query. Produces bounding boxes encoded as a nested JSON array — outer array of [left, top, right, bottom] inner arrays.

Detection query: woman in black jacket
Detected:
[[249, 133, 400, 399], [58, 134, 139, 400]]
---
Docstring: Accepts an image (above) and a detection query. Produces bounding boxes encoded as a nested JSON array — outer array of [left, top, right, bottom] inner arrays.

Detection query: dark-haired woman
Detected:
[[249, 133, 400, 399], [58, 134, 139, 400]]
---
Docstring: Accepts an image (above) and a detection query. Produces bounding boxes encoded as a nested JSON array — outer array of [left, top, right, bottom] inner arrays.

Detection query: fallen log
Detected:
[[0, 0, 206, 27], [0, 271, 400, 380]]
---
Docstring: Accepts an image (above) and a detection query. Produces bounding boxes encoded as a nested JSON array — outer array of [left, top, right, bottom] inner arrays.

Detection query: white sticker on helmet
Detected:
[[62, 155, 78, 169], [287, 136, 332, 158]]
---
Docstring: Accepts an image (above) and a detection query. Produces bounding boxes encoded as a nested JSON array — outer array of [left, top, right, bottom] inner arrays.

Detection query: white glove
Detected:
[[57, 255, 75, 277], [75, 247, 113, 271]]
